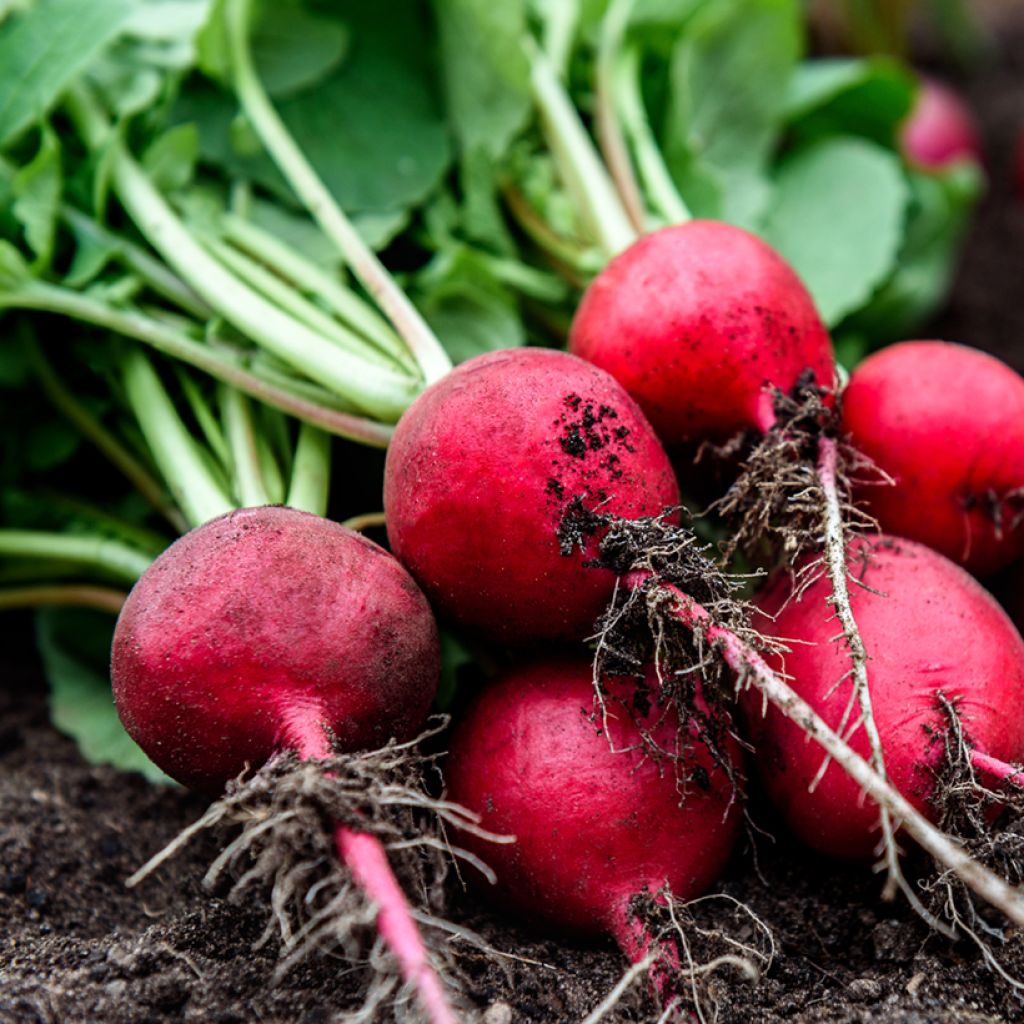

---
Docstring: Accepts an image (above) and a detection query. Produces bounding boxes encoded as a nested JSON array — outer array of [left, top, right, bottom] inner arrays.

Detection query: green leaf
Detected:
[[665, 0, 801, 226], [760, 137, 910, 326], [435, 0, 530, 161], [182, 2, 451, 216], [198, 0, 349, 98], [417, 245, 526, 364], [251, 1, 348, 98], [784, 57, 916, 148], [37, 607, 173, 785], [64, 223, 119, 288], [0, 0, 140, 148], [142, 122, 199, 191], [12, 124, 61, 268], [842, 161, 982, 341]]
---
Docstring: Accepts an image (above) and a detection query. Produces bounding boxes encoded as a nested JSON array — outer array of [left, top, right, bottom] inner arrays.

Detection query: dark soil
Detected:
[[6, 15, 1024, 1024]]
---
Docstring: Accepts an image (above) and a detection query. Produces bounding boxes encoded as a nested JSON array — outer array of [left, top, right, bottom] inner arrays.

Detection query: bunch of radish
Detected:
[[33, 16, 1022, 1019]]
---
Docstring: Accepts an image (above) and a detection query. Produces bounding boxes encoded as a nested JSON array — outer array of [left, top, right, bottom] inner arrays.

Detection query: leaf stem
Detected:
[[25, 337, 186, 531], [616, 47, 691, 224], [121, 349, 236, 528], [219, 384, 271, 508], [0, 530, 153, 585], [0, 584, 127, 614], [60, 204, 212, 319], [64, 83, 418, 420], [199, 232, 400, 372], [224, 0, 452, 385], [219, 213, 410, 370], [595, 0, 647, 233], [526, 37, 637, 258], [0, 281, 394, 446], [286, 423, 331, 517]]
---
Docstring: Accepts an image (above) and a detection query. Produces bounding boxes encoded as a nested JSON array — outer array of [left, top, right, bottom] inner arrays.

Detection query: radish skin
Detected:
[[112, 506, 455, 1023], [842, 341, 1024, 577], [744, 537, 1024, 861], [628, 571, 1024, 929], [569, 221, 835, 447], [901, 78, 983, 171], [445, 658, 742, 1000], [384, 348, 680, 644]]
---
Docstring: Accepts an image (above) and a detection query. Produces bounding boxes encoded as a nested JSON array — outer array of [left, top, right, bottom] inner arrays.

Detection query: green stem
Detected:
[[0, 281, 393, 447], [617, 47, 690, 223], [541, 0, 579, 79], [0, 531, 153, 584], [501, 186, 600, 282], [595, 0, 646, 233], [122, 349, 236, 528], [0, 584, 127, 614], [175, 367, 232, 469], [25, 337, 186, 532], [199, 232, 400, 372], [64, 84, 418, 421], [220, 384, 271, 507], [286, 423, 331, 517], [60, 205, 212, 319], [31, 491, 170, 557], [255, 430, 286, 504], [342, 511, 386, 532], [526, 37, 637, 258], [220, 213, 411, 370], [224, 0, 452, 385]]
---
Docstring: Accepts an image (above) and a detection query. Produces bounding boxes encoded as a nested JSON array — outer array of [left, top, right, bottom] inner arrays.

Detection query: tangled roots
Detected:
[[129, 720, 496, 1021]]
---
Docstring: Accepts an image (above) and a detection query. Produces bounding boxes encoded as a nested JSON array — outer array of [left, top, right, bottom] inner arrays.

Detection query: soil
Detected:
[[5, 15, 1024, 1024]]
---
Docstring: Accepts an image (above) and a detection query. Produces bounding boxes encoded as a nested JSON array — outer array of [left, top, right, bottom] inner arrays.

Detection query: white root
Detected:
[[636, 575, 1024, 929], [816, 437, 920, 911]]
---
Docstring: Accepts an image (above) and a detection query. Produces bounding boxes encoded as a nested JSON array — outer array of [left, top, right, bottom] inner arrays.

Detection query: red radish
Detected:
[[445, 658, 742, 995], [744, 536, 1024, 861], [900, 78, 983, 171], [568, 221, 835, 448], [112, 505, 454, 1024], [384, 348, 680, 645], [841, 341, 1024, 577]]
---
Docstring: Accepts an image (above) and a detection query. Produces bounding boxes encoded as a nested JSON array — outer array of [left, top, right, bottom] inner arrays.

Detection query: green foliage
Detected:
[[0, 0, 140, 147], [185, 2, 451, 218], [37, 607, 172, 784], [665, 0, 801, 227], [761, 137, 909, 326]]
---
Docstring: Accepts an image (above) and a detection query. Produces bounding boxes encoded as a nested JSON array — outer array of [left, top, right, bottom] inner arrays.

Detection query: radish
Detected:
[[444, 657, 744, 1005], [383, 347, 680, 644], [744, 535, 1024, 862], [112, 505, 457, 1024], [568, 221, 836, 449], [900, 78, 983, 171], [382, 339, 1024, 932], [841, 341, 1024, 577]]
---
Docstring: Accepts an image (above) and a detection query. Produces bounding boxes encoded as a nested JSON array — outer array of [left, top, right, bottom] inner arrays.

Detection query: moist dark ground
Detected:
[[6, 18, 1024, 1024]]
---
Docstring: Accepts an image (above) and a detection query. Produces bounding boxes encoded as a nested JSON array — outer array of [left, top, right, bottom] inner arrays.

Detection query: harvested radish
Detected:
[[112, 505, 456, 1024], [568, 220, 835, 448], [445, 657, 743, 1002], [744, 535, 1024, 861], [384, 348, 680, 644], [841, 341, 1024, 577], [900, 78, 983, 171]]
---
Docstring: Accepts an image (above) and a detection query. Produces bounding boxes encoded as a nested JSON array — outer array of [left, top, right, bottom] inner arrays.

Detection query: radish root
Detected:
[[128, 720, 500, 1022], [816, 435, 917, 913], [632, 576, 1024, 930]]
